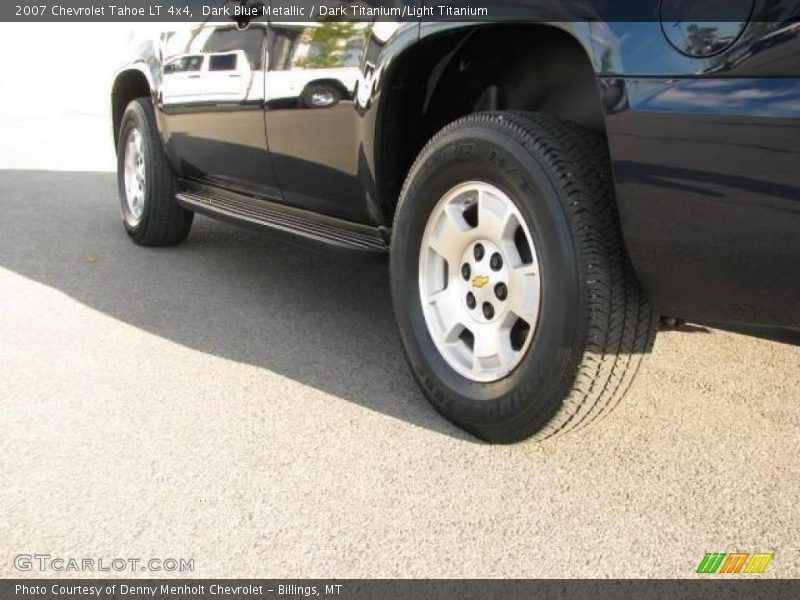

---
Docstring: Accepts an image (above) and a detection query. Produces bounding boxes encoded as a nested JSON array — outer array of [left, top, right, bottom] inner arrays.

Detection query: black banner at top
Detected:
[[3, 0, 797, 23]]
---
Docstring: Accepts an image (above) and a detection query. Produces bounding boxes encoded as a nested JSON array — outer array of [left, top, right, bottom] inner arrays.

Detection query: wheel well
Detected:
[[303, 78, 349, 98], [111, 69, 151, 147], [379, 25, 606, 219]]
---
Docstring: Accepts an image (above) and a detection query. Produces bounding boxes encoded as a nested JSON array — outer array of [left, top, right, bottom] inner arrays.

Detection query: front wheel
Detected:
[[116, 98, 193, 246], [390, 112, 656, 443]]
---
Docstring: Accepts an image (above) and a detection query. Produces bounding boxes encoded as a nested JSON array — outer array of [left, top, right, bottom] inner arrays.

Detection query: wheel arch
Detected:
[[111, 66, 153, 148], [376, 23, 609, 222], [302, 78, 350, 99]]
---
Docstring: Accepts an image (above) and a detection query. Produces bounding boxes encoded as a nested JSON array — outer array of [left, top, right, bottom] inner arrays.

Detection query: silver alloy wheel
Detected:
[[123, 128, 146, 225], [419, 181, 541, 382]]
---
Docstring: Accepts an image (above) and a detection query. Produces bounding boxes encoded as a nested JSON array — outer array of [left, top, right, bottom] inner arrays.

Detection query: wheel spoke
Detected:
[[426, 289, 466, 343], [508, 264, 540, 321], [126, 142, 136, 172], [471, 322, 513, 374], [475, 187, 516, 242], [473, 323, 499, 358], [428, 204, 471, 267]]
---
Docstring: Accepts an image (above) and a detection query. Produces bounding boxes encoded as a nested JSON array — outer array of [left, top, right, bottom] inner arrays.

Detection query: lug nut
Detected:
[[466, 292, 476, 309], [490, 253, 503, 271], [461, 263, 471, 280], [494, 282, 507, 301], [482, 302, 495, 319], [473, 243, 485, 261]]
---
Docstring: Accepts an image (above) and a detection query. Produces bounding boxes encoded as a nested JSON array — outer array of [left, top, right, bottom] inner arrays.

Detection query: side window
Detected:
[[209, 53, 237, 72], [164, 55, 203, 74], [185, 56, 203, 71], [203, 26, 264, 71]]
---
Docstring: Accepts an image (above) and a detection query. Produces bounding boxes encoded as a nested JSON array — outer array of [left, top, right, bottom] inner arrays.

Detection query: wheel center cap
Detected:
[[460, 239, 509, 324]]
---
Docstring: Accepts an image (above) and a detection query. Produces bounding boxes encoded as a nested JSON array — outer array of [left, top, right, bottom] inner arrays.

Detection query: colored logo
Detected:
[[471, 275, 489, 289], [696, 552, 773, 574]]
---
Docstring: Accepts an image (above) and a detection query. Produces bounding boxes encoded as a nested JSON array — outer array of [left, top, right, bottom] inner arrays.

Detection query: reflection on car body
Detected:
[[267, 22, 364, 109], [162, 50, 262, 105]]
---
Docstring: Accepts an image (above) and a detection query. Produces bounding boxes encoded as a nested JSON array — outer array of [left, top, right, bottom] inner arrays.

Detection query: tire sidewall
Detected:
[[391, 123, 586, 432]]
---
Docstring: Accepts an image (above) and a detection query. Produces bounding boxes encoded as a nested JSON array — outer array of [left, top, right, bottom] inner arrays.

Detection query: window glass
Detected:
[[164, 55, 203, 74], [203, 26, 264, 71], [209, 54, 237, 72]]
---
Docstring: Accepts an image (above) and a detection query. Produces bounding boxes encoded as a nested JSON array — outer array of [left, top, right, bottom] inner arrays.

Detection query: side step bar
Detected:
[[176, 187, 388, 252]]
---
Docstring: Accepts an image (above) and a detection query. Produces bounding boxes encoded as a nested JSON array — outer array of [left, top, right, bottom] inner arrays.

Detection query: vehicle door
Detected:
[[158, 20, 280, 199], [264, 1, 420, 223]]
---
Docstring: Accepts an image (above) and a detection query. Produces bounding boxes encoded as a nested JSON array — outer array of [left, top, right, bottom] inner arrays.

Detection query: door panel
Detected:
[[266, 1, 419, 223], [264, 17, 368, 221], [158, 22, 280, 199]]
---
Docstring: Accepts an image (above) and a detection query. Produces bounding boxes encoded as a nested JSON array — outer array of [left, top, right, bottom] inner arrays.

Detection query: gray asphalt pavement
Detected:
[[1, 116, 799, 578]]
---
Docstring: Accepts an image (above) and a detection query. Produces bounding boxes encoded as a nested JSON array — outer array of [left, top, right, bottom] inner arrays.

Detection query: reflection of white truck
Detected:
[[159, 22, 362, 109], [161, 50, 264, 104], [161, 49, 358, 108]]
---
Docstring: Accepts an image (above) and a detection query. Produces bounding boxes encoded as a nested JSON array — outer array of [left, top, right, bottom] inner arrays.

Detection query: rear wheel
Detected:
[[116, 98, 193, 246], [301, 84, 341, 108], [390, 112, 656, 443]]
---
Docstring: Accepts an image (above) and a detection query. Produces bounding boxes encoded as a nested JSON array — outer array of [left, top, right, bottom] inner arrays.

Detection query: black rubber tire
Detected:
[[116, 98, 193, 246], [301, 84, 341, 109], [390, 112, 657, 443]]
